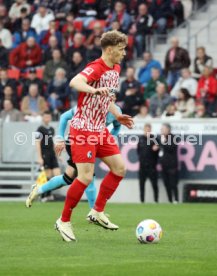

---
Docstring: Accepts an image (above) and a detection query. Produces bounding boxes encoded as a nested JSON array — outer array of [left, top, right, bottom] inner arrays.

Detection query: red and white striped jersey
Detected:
[[71, 58, 121, 132]]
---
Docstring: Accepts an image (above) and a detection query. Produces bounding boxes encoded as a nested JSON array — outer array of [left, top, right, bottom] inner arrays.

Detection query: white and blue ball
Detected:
[[136, 219, 163, 244]]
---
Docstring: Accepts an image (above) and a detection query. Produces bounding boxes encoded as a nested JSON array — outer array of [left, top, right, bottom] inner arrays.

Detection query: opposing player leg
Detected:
[[55, 162, 94, 242], [41, 168, 53, 200], [25, 166, 75, 208], [25, 167, 53, 208], [43, 152, 61, 197], [85, 175, 97, 208], [44, 168, 52, 179], [87, 154, 126, 230]]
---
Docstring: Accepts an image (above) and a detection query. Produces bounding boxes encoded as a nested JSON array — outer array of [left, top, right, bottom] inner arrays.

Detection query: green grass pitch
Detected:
[[1, 202, 217, 276]]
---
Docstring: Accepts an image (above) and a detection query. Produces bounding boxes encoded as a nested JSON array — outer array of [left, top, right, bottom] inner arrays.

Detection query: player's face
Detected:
[[110, 43, 126, 64], [161, 125, 170, 136], [43, 114, 52, 125], [144, 125, 151, 136]]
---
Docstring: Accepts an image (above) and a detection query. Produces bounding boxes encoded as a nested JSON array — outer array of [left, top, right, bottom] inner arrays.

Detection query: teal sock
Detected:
[[85, 177, 97, 208], [38, 175, 67, 195]]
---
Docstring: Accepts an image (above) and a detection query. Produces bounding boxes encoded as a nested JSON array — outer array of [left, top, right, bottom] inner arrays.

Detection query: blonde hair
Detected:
[[100, 30, 128, 49]]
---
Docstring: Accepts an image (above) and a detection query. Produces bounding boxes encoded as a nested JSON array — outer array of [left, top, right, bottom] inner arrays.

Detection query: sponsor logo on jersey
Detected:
[[82, 67, 94, 75]]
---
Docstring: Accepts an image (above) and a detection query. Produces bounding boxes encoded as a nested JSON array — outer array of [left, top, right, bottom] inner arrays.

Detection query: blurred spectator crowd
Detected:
[[0, 0, 214, 123]]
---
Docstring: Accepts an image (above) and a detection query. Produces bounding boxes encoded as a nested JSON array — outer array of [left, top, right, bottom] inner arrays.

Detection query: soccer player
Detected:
[[35, 111, 61, 201], [55, 30, 134, 242], [25, 103, 122, 208]]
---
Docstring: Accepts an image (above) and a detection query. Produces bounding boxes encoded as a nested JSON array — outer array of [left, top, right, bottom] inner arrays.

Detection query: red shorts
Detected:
[[69, 127, 120, 163]]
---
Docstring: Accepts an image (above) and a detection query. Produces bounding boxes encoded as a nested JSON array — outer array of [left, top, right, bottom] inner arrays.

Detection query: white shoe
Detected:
[[25, 184, 39, 208], [41, 195, 55, 203], [86, 209, 119, 230], [55, 218, 76, 242]]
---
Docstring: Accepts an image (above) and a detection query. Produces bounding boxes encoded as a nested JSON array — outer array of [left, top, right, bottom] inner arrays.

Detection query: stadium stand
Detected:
[[0, 0, 217, 202], [0, 0, 216, 121]]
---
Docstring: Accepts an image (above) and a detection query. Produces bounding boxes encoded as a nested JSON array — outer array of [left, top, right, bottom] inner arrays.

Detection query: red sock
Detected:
[[61, 178, 87, 222], [94, 171, 123, 212]]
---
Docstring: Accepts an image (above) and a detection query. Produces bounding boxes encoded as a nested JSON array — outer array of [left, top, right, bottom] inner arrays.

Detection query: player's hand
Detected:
[[37, 157, 44, 166], [55, 140, 65, 156], [117, 114, 134, 129], [93, 87, 110, 96]]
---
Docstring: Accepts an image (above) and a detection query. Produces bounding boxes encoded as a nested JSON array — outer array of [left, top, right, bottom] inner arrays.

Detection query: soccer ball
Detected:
[[136, 219, 163, 244]]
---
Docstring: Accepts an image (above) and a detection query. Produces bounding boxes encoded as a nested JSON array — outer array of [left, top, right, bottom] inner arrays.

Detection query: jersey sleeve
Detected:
[[111, 105, 122, 137], [35, 126, 43, 140], [51, 127, 55, 136], [58, 109, 74, 139], [79, 63, 101, 83]]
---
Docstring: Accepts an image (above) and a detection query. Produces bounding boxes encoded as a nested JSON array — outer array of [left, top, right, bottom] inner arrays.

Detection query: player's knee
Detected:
[[86, 175, 93, 184], [112, 164, 126, 177], [79, 173, 93, 185]]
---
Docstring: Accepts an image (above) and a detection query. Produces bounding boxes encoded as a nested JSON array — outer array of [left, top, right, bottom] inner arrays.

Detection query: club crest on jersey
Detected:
[[83, 68, 94, 75], [87, 151, 92, 158]]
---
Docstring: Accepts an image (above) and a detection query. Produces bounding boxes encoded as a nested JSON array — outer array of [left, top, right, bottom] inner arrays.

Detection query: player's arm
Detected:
[[108, 101, 134, 129], [55, 109, 74, 156], [111, 106, 122, 136], [111, 119, 121, 137], [35, 131, 43, 166], [58, 109, 74, 140], [70, 74, 109, 96]]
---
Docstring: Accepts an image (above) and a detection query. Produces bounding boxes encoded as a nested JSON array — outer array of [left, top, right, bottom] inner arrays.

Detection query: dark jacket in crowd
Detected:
[[137, 135, 159, 167], [0, 93, 18, 109], [43, 46, 62, 64], [136, 14, 153, 35], [65, 45, 86, 64], [158, 134, 179, 169], [165, 47, 191, 72], [47, 80, 70, 102], [86, 46, 102, 63], [0, 46, 9, 68], [194, 55, 213, 75], [68, 61, 86, 80], [149, 0, 172, 20], [118, 79, 143, 116], [21, 78, 45, 97], [0, 78, 17, 96]]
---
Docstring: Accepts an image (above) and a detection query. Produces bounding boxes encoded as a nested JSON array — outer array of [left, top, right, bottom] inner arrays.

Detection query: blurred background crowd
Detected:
[[0, 0, 216, 123]]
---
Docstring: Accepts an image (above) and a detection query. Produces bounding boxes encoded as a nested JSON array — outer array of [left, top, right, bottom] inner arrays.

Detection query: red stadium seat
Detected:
[[17, 84, 23, 98], [87, 20, 106, 30], [152, 16, 176, 30], [36, 68, 44, 79], [127, 35, 134, 60], [7, 69, 20, 80], [73, 21, 83, 32]]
